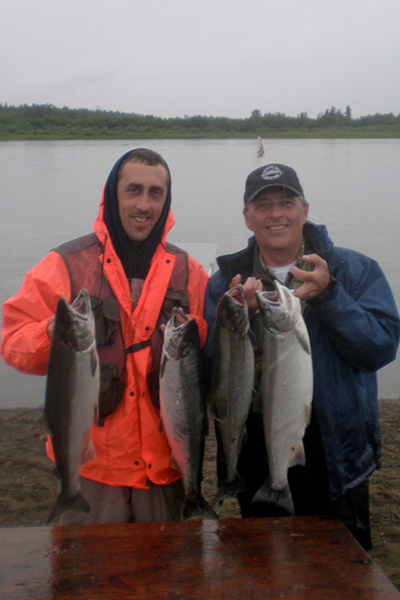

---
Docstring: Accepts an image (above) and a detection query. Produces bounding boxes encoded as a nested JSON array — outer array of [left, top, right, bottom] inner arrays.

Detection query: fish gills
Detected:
[[43, 288, 99, 524], [252, 281, 313, 515], [211, 284, 255, 505]]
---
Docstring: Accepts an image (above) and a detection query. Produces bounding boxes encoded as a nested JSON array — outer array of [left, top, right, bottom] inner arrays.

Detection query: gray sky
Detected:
[[2, 0, 399, 120]]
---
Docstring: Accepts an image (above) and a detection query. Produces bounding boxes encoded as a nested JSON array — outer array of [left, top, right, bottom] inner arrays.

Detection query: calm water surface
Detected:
[[1, 138, 399, 406]]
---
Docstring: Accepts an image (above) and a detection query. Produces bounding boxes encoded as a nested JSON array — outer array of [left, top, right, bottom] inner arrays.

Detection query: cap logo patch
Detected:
[[261, 165, 282, 181]]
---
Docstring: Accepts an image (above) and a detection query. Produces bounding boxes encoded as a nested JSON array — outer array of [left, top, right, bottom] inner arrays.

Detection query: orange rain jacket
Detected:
[[1, 196, 209, 489]]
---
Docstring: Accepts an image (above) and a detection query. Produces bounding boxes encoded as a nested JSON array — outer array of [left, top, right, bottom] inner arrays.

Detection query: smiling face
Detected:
[[243, 187, 309, 266], [117, 160, 169, 245]]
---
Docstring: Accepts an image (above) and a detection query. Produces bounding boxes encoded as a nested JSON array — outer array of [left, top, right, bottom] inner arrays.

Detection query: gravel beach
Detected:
[[1, 399, 399, 590]]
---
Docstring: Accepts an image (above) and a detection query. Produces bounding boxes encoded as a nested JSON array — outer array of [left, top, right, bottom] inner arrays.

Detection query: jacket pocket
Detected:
[[90, 296, 120, 346], [97, 363, 125, 426]]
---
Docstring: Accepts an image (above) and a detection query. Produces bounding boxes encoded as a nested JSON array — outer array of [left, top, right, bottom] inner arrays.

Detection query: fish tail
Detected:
[[212, 472, 247, 506], [47, 490, 91, 525], [251, 478, 294, 516], [183, 494, 218, 521]]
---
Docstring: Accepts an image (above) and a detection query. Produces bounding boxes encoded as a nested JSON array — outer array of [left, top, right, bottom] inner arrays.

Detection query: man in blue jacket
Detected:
[[204, 163, 400, 553]]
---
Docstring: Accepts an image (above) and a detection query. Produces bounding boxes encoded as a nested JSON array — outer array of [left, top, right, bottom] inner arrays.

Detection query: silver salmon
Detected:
[[159, 308, 217, 520], [252, 281, 313, 515], [42, 288, 99, 524], [210, 284, 255, 505]]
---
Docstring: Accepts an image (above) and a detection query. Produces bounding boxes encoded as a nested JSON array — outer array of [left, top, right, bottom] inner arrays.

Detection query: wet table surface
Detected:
[[1, 516, 399, 599]]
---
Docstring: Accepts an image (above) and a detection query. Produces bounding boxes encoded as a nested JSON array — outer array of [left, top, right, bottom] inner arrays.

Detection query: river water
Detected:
[[1, 138, 399, 407]]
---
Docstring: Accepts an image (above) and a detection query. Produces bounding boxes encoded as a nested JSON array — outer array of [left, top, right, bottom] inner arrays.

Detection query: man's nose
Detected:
[[268, 202, 284, 217], [136, 193, 151, 211]]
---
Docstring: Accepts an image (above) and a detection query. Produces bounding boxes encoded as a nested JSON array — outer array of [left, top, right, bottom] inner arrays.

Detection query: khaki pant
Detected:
[[60, 476, 185, 525]]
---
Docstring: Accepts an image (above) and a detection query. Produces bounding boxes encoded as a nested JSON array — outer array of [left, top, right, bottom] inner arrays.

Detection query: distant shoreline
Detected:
[[1, 104, 400, 140]]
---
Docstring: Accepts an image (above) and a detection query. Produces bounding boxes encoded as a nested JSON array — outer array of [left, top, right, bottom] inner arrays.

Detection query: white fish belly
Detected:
[[261, 329, 313, 491], [159, 356, 205, 493]]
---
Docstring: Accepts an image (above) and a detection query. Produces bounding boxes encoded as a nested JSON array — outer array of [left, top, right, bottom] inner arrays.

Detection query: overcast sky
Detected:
[[1, 0, 399, 120]]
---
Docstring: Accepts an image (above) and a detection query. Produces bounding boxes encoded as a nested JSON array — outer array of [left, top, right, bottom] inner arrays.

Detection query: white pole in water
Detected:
[[257, 136, 264, 160]]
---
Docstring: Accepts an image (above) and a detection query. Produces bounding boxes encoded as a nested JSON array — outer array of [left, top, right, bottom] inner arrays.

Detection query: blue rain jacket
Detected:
[[204, 222, 400, 501]]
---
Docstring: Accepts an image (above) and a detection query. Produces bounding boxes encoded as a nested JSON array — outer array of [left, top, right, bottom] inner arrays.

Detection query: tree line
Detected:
[[0, 103, 399, 139]]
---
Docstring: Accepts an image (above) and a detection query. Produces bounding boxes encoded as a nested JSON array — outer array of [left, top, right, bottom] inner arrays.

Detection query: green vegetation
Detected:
[[1, 104, 400, 140]]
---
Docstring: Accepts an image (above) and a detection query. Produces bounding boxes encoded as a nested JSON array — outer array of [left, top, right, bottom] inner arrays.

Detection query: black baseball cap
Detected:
[[244, 163, 304, 204]]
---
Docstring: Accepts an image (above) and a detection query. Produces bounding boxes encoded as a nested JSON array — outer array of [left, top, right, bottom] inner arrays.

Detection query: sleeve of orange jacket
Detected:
[[1, 251, 72, 375], [186, 255, 210, 348]]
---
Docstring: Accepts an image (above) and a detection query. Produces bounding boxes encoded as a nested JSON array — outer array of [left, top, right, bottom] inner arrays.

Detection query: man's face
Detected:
[[117, 161, 169, 244], [243, 188, 309, 261]]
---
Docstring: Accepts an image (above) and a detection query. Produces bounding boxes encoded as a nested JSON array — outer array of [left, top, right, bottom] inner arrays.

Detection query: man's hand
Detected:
[[290, 254, 330, 301], [230, 274, 263, 309]]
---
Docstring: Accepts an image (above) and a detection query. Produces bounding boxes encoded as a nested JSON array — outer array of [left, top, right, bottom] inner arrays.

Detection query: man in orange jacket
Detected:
[[1, 148, 209, 524]]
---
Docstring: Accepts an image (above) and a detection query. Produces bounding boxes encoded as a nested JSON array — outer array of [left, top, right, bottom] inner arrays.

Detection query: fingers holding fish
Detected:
[[229, 275, 263, 310]]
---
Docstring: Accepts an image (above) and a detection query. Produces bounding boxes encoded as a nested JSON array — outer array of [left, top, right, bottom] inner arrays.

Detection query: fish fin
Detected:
[[288, 442, 306, 468], [248, 328, 256, 346], [93, 403, 99, 426], [296, 326, 312, 355], [240, 427, 248, 451], [170, 455, 180, 471], [80, 439, 96, 466], [251, 478, 294, 516], [305, 402, 312, 427], [183, 494, 218, 521], [160, 354, 167, 378], [47, 490, 91, 525], [91, 348, 98, 377], [212, 473, 247, 506]]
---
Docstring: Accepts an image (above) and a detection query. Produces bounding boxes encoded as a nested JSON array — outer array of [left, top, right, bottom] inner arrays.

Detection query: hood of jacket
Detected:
[[99, 150, 174, 280]]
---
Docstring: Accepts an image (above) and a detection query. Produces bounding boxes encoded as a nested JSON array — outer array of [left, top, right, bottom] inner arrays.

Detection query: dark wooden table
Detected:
[[1, 516, 399, 599]]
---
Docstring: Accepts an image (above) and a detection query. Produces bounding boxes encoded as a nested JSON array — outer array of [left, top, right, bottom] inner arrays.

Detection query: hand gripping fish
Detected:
[[210, 284, 255, 505], [252, 281, 313, 515], [42, 288, 99, 524], [159, 307, 217, 520]]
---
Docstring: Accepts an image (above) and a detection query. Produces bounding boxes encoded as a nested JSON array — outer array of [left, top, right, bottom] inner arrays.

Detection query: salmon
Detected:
[[159, 308, 217, 520], [210, 285, 255, 505], [42, 289, 99, 524], [252, 281, 313, 515]]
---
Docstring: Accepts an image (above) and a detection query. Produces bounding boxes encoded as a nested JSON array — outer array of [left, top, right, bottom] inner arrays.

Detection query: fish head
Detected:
[[216, 284, 250, 337], [163, 307, 200, 359], [256, 281, 301, 334], [53, 288, 96, 351]]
